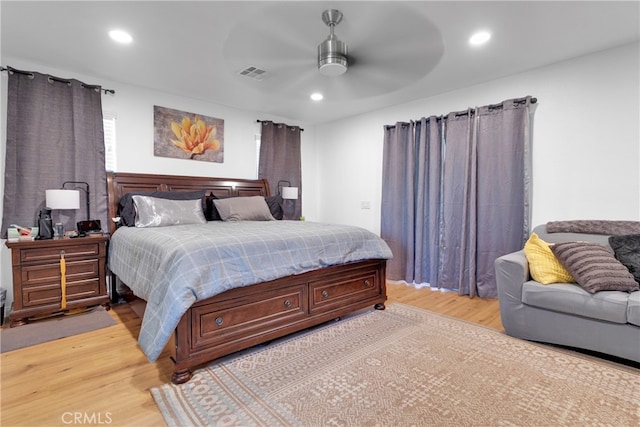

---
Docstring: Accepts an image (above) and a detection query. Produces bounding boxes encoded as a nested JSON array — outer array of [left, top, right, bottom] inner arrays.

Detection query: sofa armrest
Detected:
[[495, 249, 529, 302], [495, 250, 531, 335]]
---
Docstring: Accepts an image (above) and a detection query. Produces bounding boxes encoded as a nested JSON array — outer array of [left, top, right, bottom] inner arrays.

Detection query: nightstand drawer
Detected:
[[22, 278, 101, 307], [18, 243, 102, 264], [20, 259, 100, 287]]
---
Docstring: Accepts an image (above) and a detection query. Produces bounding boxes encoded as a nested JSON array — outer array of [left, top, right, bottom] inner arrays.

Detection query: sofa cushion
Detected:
[[551, 242, 639, 293], [609, 234, 640, 284], [523, 233, 574, 284], [628, 291, 640, 327], [522, 280, 630, 324]]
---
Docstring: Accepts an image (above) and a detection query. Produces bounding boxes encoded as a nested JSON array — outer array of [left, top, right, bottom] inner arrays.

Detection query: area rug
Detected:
[[151, 303, 640, 427], [0, 306, 116, 353]]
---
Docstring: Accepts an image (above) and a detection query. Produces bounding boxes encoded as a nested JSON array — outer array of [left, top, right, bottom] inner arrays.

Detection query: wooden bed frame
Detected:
[[106, 172, 387, 384]]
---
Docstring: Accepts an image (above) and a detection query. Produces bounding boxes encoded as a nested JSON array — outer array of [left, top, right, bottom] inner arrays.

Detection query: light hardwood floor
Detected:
[[0, 282, 503, 427]]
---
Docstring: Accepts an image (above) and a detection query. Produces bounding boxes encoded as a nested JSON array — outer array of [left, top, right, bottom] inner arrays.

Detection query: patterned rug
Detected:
[[151, 304, 639, 426]]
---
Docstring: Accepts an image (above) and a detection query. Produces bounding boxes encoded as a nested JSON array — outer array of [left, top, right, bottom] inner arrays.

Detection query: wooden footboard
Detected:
[[170, 259, 386, 384]]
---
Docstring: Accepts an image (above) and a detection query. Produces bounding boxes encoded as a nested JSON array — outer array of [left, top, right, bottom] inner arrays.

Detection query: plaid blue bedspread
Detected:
[[108, 221, 393, 361]]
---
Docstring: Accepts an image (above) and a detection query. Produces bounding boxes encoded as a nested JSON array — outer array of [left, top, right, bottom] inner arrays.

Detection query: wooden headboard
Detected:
[[106, 172, 270, 235]]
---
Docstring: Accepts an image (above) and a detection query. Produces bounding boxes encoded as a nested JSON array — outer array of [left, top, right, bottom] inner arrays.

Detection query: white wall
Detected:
[[315, 42, 640, 233]]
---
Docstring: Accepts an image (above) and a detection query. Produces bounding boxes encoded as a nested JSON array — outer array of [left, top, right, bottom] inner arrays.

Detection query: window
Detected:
[[103, 112, 117, 171]]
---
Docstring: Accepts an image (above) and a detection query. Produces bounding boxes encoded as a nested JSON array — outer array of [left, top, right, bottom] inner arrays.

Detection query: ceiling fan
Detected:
[[222, 2, 444, 101], [317, 9, 348, 77]]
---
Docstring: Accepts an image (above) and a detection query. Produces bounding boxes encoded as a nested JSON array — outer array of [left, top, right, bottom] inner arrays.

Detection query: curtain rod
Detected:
[[256, 119, 304, 132], [1, 66, 116, 95], [385, 96, 537, 129]]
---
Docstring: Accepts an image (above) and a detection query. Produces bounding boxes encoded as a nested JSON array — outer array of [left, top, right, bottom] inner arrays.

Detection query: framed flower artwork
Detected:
[[153, 105, 224, 163]]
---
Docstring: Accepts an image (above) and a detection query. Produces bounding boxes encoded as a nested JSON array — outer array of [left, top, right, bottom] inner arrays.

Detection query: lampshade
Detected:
[[46, 189, 80, 210], [282, 187, 299, 200]]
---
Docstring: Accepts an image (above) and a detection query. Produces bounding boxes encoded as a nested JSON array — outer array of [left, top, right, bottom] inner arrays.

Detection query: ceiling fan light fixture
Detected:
[[318, 39, 348, 76], [317, 9, 348, 77]]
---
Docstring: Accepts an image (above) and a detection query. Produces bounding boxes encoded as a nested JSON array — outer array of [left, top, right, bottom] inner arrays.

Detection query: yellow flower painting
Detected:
[[154, 106, 224, 163]]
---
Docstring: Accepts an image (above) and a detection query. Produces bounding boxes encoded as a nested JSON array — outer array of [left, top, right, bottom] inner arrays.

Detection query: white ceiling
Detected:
[[2, 1, 639, 125]]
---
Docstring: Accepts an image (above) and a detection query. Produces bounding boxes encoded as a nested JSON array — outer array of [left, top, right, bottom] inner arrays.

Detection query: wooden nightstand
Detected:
[[5, 235, 110, 327]]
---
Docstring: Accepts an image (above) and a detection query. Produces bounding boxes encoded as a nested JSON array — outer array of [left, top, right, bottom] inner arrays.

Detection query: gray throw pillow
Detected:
[[550, 241, 639, 293], [213, 196, 275, 221], [207, 194, 283, 221], [133, 196, 207, 227], [609, 234, 640, 284]]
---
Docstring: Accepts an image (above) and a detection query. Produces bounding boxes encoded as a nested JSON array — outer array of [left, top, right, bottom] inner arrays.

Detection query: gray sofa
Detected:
[[495, 224, 640, 363]]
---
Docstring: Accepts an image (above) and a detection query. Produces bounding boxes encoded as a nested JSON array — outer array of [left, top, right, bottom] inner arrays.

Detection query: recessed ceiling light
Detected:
[[469, 31, 491, 46], [310, 93, 324, 101], [109, 29, 133, 44]]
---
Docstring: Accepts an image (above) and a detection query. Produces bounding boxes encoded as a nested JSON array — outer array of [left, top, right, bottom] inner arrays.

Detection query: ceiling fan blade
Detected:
[[224, 2, 444, 101], [223, 3, 325, 69]]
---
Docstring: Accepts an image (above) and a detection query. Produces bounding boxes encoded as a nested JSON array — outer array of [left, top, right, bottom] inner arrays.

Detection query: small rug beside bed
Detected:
[[0, 306, 116, 353], [150, 303, 638, 427]]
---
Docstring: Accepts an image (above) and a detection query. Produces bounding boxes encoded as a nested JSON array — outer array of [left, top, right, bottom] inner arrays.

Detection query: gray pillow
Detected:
[[213, 196, 275, 221], [133, 195, 207, 228], [550, 241, 639, 293], [609, 234, 640, 284]]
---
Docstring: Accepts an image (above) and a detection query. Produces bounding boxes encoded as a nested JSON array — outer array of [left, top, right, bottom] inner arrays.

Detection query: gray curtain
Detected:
[[2, 68, 108, 236], [258, 121, 302, 220], [381, 117, 443, 284], [381, 96, 535, 298]]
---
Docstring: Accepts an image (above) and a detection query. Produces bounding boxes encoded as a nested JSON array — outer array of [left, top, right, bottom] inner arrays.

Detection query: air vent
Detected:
[[238, 66, 267, 80]]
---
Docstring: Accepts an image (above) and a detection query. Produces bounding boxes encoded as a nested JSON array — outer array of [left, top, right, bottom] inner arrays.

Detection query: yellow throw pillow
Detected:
[[524, 233, 574, 284]]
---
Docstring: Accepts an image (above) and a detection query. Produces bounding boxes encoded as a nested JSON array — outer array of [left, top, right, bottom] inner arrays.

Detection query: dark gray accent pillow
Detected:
[[205, 192, 221, 221], [265, 195, 284, 220], [550, 241, 639, 293], [609, 234, 640, 284], [118, 190, 205, 226]]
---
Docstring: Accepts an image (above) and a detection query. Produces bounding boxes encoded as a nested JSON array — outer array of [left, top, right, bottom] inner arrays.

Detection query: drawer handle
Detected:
[[364, 279, 371, 287], [284, 299, 292, 308], [215, 317, 223, 326], [321, 290, 329, 299]]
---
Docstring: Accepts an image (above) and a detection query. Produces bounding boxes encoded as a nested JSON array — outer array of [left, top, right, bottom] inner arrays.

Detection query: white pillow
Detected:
[[133, 195, 206, 227], [213, 196, 275, 221]]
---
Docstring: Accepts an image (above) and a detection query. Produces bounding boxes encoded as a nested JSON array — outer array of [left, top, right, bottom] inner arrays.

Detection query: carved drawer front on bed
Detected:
[[309, 264, 383, 314], [190, 284, 309, 351]]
